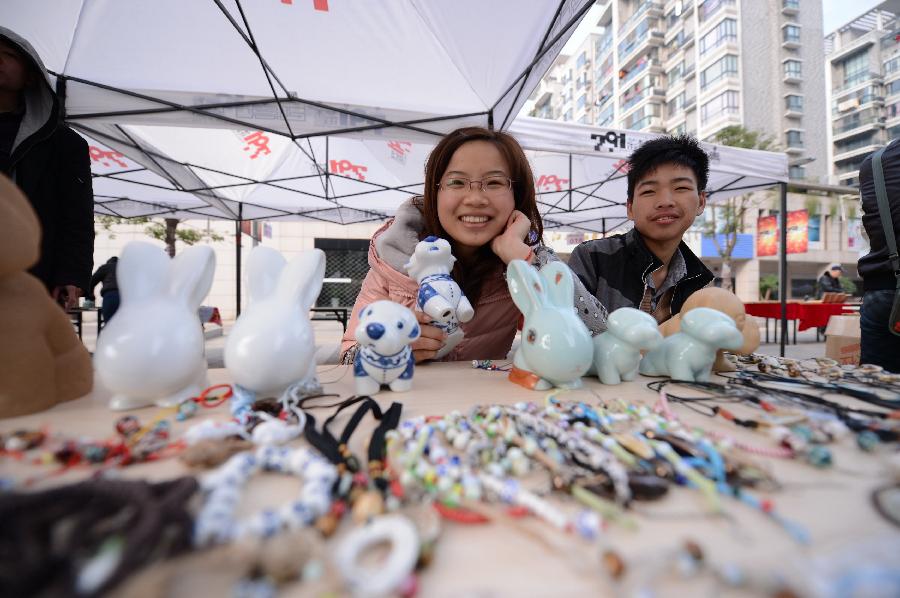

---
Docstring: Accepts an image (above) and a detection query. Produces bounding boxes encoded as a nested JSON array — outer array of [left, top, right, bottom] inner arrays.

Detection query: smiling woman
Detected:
[[340, 127, 553, 364]]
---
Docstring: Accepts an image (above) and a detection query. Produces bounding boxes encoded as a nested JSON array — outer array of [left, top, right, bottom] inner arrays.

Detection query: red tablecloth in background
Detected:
[[744, 302, 853, 331]]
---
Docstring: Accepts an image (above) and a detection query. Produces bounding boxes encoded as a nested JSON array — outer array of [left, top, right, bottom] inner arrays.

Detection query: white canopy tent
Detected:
[[76, 117, 788, 233], [6, 1, 794, 354]]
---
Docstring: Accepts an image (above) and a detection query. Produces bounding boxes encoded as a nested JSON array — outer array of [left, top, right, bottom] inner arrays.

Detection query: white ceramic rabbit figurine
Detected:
[[591, 307, 663, 385], [353, 300, 420, 395], [639, 307, 745, 382], [96, 242, 215, 410], [506, 260, 593, 390], [224, 246, 326, 398], [405, 236, 474, 360]]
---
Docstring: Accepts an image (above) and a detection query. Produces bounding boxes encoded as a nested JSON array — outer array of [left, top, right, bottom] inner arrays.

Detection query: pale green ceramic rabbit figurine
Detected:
[[591, 307, 663, 385], [506, 260, 593, 390], [639, 307, 744, 382]]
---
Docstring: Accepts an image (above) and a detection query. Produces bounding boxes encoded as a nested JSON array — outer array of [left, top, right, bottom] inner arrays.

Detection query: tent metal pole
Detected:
[[602, 218, 606, 237], [568, 154, 573, 211], [779, 182, 787, 358], [236, 203, 243, 317]]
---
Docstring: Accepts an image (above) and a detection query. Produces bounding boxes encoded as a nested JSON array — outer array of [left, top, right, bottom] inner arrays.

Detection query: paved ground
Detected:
[[76, 312, 827, 365]]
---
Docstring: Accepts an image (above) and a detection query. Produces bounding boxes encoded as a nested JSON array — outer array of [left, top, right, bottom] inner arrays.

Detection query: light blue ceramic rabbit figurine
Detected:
[[506, 260, 593, 390], [639, 307, 744, 382], [591, 307, 663, 385]]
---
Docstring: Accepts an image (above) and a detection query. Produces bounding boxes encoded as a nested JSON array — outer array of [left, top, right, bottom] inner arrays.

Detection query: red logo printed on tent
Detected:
[[243, 132, 271, 160], [388, 141, 412, 157], [88, 146, 128, 168], [330, 159, 367, 181], [612, 159, 630, 173], [535, 174, 569, 192], [280, 0, 329, 11]]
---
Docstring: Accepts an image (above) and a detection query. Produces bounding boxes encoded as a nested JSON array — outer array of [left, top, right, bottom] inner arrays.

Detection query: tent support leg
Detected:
[[779, 182, 787, 358], [236, 203, 243, 318]]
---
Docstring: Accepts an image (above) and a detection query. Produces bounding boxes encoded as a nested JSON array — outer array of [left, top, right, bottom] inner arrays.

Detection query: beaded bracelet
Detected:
[[194, 445, 337, 547]]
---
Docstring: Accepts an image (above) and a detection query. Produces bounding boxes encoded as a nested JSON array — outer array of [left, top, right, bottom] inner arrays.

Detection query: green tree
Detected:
[[95, 216, 223, 257]]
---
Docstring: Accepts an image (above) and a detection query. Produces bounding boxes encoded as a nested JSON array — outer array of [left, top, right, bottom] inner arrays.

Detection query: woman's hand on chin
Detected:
[[491, 210, 533, 264]]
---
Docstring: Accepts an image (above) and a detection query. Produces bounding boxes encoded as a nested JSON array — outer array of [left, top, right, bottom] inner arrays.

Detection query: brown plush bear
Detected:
[[659, 287, 761, 372], [0, 174, 92, 417]]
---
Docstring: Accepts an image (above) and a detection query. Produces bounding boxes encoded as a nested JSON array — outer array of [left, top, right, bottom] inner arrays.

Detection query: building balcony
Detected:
[[827, 30, 877, 63], [832, 72, 883, 95], [785, 145, 805, 155], [783, 72, 803, 84], [833, 143, 882, 163], [784, 107, 803, 119], [782, 36, 801, 50], [832, 119, 884, 142], [781, 0, 799, 16], [619, 1, 664, 36], [833, 92, 884, 117]]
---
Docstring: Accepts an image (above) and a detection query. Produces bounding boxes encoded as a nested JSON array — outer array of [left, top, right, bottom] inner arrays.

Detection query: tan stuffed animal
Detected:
[[659, 287, 760, 372], [0, 175, 92, 417]]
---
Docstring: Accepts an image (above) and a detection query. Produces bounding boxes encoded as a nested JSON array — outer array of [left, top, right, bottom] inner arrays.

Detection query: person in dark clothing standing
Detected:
[[858, 138, 900, 371], [0, 28, 94, 311], [89, 256, 119, 323], [816, 264, 845, 299]]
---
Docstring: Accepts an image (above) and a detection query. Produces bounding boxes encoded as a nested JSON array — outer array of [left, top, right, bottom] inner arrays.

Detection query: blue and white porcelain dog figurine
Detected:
[[506, 259, 593, 390], [591, 307, 663, 385], [405, 236, 474, 360], [639, 307, 744, 382], [354, 300, 420, 395]]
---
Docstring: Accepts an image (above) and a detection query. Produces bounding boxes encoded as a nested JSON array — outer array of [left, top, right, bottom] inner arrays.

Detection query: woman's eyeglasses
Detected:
[[437, 176, 514, 196]]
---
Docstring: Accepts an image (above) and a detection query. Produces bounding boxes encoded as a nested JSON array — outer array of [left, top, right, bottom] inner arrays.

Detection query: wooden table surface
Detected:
[[1, 363, 897, 597]]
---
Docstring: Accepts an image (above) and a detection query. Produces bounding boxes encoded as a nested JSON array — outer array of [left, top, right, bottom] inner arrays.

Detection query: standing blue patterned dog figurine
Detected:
[[591, 307, 663, 385], [405, 236, 474, 360], [354, 300, 420, 395], [506, 260, 593, 390], [639, 307, 744, 382]]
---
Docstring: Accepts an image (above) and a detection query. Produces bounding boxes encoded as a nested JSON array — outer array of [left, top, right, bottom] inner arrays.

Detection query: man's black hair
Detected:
[[626, 134, 709, 201]]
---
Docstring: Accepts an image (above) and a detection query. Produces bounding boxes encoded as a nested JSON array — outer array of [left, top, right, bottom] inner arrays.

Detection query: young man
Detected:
[[567, 135, 714, 331], [0, 28, 94, 310], [816, 264, 844, 299]]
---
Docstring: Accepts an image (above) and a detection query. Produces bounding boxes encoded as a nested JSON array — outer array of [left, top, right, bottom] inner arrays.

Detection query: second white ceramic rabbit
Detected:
[[405, 236, 474, 360], [225, 246, 326, 398], [506, 260, 593, 390], [96, 241, 215, 410]]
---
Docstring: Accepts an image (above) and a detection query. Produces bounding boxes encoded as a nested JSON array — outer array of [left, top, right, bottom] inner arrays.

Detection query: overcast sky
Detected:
[[823, 0, 883, 33]]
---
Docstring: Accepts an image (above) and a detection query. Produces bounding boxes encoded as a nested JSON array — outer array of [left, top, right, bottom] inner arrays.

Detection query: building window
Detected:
[[577, 51, 587, 69], [886, 55, 900, 74], [808, 214, 821, 243], [783, 0, 799, 8], [786, 130, 803, 148], [700, 54, 738, 90], [789, 165, 805, 179], [563, 108, 573, 121], [834, 133, 875, 154], [783, 25, 801, 44], [700, 90, 739, 123], [577, 94, 587, 109], [841, 50, 869, 87], [784, 60, 802, 78], [671, 122, 686, 136], [888, 79, 900, 97], [699, 18, 737, 56], [785, 94, 804, 111]]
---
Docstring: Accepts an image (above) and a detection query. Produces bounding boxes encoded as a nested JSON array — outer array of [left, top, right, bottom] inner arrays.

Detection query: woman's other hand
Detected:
[[411, 310, 447, 363]]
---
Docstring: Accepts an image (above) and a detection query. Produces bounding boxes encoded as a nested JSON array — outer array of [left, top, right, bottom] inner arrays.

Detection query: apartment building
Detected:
[[825, 0, 900, 187], [529, 0, 828, 182]]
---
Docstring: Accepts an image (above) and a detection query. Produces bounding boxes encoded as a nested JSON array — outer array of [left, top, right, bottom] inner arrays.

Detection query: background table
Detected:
[[1, 363, 896, 596], [744, 302, 856, 343]]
